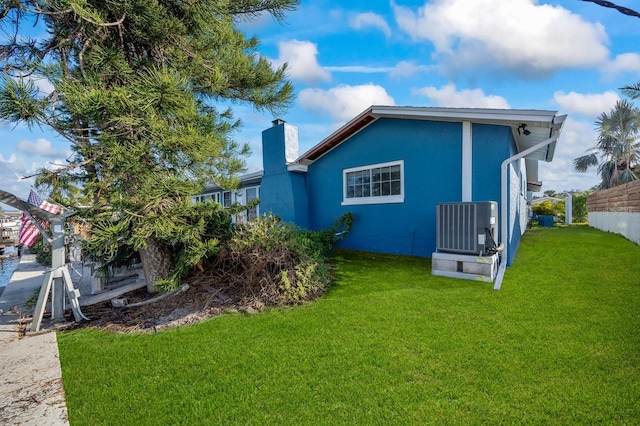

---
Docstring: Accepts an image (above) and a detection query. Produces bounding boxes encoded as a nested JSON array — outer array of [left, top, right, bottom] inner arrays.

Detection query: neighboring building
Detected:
[[194, 171, 262, 224], [197, 106, 566, 267], [0, 211, 22, 230]]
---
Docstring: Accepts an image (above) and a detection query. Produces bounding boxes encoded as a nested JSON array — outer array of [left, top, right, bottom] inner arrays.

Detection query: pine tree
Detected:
[[0, 0, 297, 291]]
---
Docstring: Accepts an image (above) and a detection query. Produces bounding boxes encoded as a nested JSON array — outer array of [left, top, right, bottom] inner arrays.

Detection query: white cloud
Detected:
[[16, 138, 70, 158], [413, 84, 510, 108], [12, 75, 55, 95], [349, 12, 392, 37], [298, 84, 395, 121], [389, 61, 433, 78], [0, 154, 34, 200], [31, 76, 55, 95], [392, 0, 609, 78], [538, 118, 600, 191], [601, 53, 640, 81], [553, 90, 620, 119], [270, 40, 331, 84]]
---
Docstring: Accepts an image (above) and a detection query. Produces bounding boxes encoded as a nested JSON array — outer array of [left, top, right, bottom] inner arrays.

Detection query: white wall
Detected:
[[588, 212, 640, 245]]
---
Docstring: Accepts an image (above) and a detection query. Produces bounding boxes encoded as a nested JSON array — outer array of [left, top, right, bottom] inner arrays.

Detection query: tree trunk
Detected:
[[138, 236, 174, 293]]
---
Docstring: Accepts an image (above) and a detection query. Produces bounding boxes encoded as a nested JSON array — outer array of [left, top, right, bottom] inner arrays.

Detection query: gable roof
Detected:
[[293, 105, 566, 166]]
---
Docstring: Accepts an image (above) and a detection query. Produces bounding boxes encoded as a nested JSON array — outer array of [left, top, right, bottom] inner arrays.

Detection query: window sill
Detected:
[[341, 196, 404, 206]]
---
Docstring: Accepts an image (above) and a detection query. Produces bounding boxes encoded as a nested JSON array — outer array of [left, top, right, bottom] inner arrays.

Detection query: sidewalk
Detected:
[[0, 255, 69, 425]]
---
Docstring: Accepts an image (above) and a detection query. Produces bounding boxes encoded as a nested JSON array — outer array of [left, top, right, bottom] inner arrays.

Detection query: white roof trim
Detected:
[[370, 105, 558, 125]]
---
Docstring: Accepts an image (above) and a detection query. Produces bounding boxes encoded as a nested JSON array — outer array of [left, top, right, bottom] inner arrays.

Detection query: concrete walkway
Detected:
[[0, 255, 69, 425]]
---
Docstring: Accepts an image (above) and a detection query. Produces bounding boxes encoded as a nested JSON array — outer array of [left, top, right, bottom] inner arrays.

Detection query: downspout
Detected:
[[494, 134, 558, 290]]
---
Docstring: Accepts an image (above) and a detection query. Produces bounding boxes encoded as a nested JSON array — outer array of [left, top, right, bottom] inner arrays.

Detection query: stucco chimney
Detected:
[[260, 120, 308, 227]]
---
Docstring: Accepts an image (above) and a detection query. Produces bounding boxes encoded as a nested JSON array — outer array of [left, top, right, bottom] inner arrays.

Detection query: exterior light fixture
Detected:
[[517, 123, 531, 136]]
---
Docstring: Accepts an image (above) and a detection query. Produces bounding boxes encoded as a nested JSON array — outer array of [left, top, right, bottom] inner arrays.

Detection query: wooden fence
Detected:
[[587, 180, 640, 245], [587, 180, 640, 212]]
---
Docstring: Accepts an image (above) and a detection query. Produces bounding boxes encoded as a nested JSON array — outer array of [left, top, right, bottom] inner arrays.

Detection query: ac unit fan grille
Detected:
[[436, 201, 497, 255]]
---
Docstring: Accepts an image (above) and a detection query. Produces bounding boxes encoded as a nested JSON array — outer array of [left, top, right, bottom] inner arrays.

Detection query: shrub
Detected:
[[532, 201, 556, 216], [300, 212, 354, 255], [572, 193, 588, 223]]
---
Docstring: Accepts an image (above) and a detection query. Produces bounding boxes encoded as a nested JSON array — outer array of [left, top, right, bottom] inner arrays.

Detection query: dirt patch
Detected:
[[63, 276, 266, 333]]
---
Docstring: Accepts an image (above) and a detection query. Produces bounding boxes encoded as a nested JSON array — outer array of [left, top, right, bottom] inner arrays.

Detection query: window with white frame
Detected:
[[342, 160, 404, 205]]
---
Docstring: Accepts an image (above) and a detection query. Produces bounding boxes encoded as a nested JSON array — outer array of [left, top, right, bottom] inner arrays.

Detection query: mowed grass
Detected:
[[58, 225, 640, 425]]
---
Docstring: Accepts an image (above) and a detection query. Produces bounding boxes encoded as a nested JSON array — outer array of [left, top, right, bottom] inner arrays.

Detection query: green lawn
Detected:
[[58, 225, 640, 425]]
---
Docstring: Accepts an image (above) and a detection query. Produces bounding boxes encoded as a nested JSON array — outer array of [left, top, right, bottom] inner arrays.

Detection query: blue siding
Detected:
[[306, 118, 462, 257], [471, 124, 510, 205], [471, 124, 510, 248]]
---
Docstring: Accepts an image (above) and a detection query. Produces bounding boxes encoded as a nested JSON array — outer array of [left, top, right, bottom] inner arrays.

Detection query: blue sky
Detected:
[[1, 0, 639, 207]]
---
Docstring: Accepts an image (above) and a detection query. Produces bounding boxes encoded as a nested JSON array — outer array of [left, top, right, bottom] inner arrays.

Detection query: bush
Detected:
[[572, 193, 588, 223], [532, 201, 556, 216], [300, 212, 354, 255]]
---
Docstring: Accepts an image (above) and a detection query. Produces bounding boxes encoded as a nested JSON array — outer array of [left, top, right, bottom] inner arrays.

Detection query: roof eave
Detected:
[[292, 106, 562, 167]]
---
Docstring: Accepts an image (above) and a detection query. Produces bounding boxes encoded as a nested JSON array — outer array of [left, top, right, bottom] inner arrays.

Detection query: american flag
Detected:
[[18, 190, 61, 247]]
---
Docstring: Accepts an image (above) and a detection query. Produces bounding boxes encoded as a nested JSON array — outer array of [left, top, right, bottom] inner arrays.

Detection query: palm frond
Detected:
[[621, 81, 640, 100], [573, 153, 599, 172]]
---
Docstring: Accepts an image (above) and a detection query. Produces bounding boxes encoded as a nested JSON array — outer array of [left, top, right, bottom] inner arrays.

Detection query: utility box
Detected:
[[436, 201, 498, 256]]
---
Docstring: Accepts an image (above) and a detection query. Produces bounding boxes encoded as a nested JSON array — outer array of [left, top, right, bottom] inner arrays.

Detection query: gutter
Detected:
[[494, 134, 558, 291]]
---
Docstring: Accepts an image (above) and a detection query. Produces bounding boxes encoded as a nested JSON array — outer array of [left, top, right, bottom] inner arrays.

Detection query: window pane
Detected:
[[246, 188, 257, 202], [391, 181, 401, 195], [347, 172, 356, 186], [355, 185, 362, 197], [381, 167, 390, 181], [382, 182, 390, 196], [372, 168, 381, 183], [390, 166, 400, 180], [372, 182, 381, 196], [247, 206, 257, 221], [363, 184, 370, 197], [347, 186, 355, 198]]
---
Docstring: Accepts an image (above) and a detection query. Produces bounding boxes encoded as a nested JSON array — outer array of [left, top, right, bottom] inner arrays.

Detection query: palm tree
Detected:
[[574, 99, 640, 189]]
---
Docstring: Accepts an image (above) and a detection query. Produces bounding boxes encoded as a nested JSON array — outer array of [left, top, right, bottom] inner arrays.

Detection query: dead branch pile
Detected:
[[207, 242, 326, 306]]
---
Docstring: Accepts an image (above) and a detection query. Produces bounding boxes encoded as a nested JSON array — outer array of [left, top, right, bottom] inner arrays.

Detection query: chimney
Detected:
[[260, 120, 308, 227]]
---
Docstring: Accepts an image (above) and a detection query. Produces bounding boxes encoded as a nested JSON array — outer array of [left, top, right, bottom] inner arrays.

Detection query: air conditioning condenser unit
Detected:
[[436, 201, 498, 255]]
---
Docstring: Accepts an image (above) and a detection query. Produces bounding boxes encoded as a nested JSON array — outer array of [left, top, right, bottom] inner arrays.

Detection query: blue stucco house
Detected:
[[197, 106, 566, 277]]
